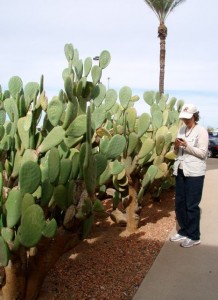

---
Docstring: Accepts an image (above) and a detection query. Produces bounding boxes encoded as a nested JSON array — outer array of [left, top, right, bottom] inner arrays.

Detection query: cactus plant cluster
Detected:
[[0, 42, 185, 299]]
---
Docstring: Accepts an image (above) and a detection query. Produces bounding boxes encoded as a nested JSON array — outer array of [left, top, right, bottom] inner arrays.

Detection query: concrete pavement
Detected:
[[133, 162, 218, 300]]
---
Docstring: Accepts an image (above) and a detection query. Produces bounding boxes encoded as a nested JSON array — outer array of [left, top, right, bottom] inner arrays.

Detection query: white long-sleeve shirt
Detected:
[[173, 124, 209, 177]]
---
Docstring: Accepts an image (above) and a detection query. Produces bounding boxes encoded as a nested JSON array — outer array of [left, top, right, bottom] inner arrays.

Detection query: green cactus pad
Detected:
[[105, 89, 117, 111], [84, 57, 92, 77], [6, 189, 22, 228], [91, 65, 102, 85], [153, 155, 164, 166], [117, 168, 126, 181], [64, 43, 74, 61], [141, 172, 151, 189], [0, 125, 5, 139], [164, 132, 173, 149], [93, 199, 105, 213], [83, 150, 97, 195], [53, 185, 68, 209], [24, 82, 39, 109], [69, 151, 80, 180], [66, 114, 87, 137], [64, 135, 82, 148], [156, 126, 169, 140], [143, 91, 154, 106], [177, 99, 184, 112], [62, 101, 78, 130], [37, 126, 65, 153], [127, 132, 139, 156], [19, 161, 41, 195], [169, 124, 179, 141], [168, 97, 177, 109], [165, 151, 177, 160], [0, 236, 10, 267], [152, 109, 163, 129], [17, 117, 30, 149], [18, 204, 45, 248], [0, 109, 6, 125], [99, 50, 111, 69], [126, 108, 137, 133], [21, 193, 35, 215], [106, 135, 126, 160], [156, 135, 165, 155], [155, 163, 168, 179], [159, 97, 167, 111], [66, 180, 75, 206], [10, 151, 22, 179], [75, 59, 83, 80], [95, 153, 107, 178], [1, 227, 14, 243], [98, 164, 111, 186], [169, 110, 179, 124], [92, 105, 106, 130], [138, 138, 155, 159], [41, 179, 54, 207], [92, 83, 106, 107], [8, 76, 23, 99], [0, 172, 2, 198], [109, 160, 125, 175], [119, 86, 132, 109], [48, 147, 60, 184], [58, 158, 72, 185], [162, 109, 169, 125], [137, 113, 150, 138], [47, 97, 64, 126], [22, 150, 38, 167], [112, 190, 121, 210], [42, 218, 57, 238], [64, 76, 75, 102], [4, 98, 19, 123], [148, 165, 158, 182]]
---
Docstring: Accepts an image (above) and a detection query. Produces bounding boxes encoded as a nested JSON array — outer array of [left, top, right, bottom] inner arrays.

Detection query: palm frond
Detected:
[[144, 0, 186, 22]]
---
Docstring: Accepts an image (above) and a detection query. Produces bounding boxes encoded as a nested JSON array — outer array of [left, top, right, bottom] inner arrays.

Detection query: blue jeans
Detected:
[[175, 169, 205, 240]]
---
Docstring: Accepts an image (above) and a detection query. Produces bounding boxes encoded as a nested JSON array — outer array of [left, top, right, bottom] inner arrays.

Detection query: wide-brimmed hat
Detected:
[[179, 103, 198, 119]]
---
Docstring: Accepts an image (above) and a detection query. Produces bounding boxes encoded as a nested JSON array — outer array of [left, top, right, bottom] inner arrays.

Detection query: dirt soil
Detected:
[[38, 189, 176, 300]]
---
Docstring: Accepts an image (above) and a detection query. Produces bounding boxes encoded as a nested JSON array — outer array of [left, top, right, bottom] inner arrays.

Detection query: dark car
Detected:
[[208, 138, 218, 158]]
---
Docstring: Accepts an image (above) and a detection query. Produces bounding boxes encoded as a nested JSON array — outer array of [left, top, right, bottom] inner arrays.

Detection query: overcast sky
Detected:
[[0, 0, 218, 128]]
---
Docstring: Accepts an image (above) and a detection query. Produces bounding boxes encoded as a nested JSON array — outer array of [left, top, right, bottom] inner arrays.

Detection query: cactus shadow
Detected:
[[139, 188, 175, 227]]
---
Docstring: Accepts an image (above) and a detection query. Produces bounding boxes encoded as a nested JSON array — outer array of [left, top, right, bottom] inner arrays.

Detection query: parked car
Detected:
[[208, 138, 218, 158]]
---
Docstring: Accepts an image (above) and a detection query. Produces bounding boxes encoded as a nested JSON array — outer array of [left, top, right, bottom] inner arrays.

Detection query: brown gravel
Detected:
[[38, 189, 176, 300]]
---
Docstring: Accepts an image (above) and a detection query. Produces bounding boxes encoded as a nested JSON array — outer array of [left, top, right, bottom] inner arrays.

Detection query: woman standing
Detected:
[[170, 103, 209, 248]]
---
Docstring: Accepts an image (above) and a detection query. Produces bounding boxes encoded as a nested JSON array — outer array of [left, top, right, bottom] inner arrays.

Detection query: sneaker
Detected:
[[170, 233, 186, 242], [180, 238, 201, 248]]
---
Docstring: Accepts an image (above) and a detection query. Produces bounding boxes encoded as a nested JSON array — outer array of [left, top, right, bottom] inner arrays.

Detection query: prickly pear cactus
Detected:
[[0, 42, 184, 300]]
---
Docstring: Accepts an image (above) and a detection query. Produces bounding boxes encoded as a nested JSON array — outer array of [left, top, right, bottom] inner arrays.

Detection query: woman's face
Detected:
[[182, 116, 195, 128]]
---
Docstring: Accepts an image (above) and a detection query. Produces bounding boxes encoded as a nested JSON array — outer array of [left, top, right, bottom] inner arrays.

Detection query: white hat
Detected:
[[179, 103, 198, 119]]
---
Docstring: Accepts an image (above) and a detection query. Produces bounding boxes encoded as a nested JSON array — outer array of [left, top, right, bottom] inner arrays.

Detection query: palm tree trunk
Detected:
[[158, 23, 167, 95]]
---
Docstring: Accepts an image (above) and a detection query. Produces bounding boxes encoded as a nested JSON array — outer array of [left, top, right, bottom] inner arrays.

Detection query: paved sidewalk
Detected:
[[133, 168, 218, 300]]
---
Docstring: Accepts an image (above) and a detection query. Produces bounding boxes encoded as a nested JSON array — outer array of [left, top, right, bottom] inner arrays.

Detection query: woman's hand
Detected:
[[174, 138, 187, 150]]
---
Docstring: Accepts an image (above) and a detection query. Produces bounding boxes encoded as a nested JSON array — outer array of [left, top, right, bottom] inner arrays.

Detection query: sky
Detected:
[[0, 0, 218, 129]]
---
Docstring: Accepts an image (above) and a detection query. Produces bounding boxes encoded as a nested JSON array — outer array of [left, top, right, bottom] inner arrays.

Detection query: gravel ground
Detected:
[[38, 189, 176, 300]]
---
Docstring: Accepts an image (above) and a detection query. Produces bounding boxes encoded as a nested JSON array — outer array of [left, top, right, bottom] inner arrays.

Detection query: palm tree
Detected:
[[144, 0, 186, 94]]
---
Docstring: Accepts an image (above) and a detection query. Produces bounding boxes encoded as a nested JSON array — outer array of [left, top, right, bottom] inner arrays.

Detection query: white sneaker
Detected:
[[180, 238, 201, 248], [170, 233, 186, 242]]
